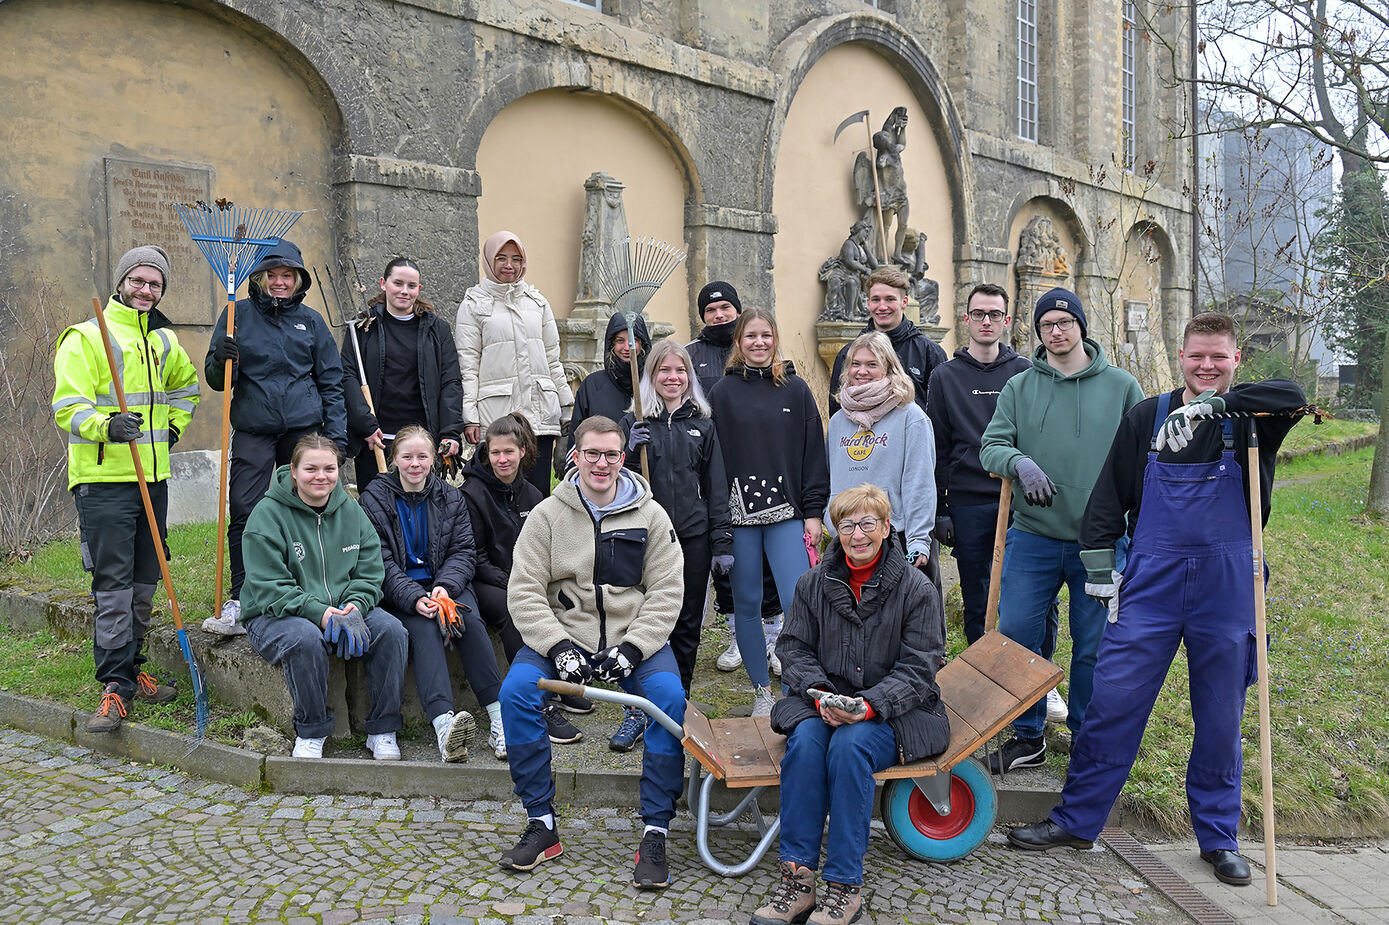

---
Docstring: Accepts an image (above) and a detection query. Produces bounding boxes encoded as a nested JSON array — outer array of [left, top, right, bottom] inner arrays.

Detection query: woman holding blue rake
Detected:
[[203, 240, 347, 636]]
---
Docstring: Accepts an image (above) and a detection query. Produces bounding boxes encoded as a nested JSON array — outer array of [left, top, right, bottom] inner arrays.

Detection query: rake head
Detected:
[[596, 236, 687, 320], [174, 200, 307, 299]]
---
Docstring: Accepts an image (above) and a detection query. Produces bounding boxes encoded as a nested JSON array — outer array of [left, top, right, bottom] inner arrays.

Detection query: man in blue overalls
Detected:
[[1006, 312, 1306, 886]]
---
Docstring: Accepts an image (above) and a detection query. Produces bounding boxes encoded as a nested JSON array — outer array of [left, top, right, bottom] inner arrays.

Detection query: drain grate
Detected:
[[1100, 827, 1237, 925]]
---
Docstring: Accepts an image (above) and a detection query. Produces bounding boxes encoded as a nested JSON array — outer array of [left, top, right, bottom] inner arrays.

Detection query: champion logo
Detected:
[[971, 388, 1002, 396]]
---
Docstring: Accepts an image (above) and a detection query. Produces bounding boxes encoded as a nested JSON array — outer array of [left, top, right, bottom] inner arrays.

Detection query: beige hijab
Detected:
[[481, 230, 527, 284]]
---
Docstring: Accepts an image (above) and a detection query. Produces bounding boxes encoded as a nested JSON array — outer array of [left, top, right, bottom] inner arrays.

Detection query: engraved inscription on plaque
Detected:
[[105, 157, 215, 325]]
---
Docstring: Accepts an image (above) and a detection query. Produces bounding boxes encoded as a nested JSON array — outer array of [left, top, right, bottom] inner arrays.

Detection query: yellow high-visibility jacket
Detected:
[[52, 298, 199, 489]]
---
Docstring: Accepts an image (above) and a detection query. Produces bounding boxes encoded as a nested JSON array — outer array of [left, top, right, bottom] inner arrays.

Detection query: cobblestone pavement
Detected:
[[0, 728, 1189, 925]]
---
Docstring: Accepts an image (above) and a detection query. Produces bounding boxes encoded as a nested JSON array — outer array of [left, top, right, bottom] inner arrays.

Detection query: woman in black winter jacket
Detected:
[[359, 426, 503, 763], [567, 311, 651, 457], [342, 257, 464, 491]]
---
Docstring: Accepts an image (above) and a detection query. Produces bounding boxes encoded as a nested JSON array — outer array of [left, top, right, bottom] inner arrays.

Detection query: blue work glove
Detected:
[[1156, 389, 1226, 452], [548, 641, 594, 685], [593, 642, 643, 683], [322, 608, 371, 659], [710, 554, 735, 576], [107, 411, 144, 442], [933, 514, 955, 547], [1014, 457, 1056, 508], [627, 421, 651, 453]]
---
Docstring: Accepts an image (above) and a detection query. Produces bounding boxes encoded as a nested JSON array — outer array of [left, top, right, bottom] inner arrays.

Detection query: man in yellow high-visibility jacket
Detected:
[[52, 245, 200, 733]]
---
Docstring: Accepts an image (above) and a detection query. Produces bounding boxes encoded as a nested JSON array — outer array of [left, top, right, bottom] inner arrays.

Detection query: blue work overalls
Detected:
[[1050, 394, 1257, 851]]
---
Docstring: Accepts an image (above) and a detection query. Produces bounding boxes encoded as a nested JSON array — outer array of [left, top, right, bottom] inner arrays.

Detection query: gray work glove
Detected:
[[1014, 457, 1056, 507], [1156, 389, 1226, 453], [627, 421, 651, 453], [322, 608, 371, 659], [548, 641, 594, 685], [107, 411, 144, 443]]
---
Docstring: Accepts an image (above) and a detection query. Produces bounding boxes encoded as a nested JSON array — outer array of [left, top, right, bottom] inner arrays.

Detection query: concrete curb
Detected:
[[1277, 432, 1376, 464]]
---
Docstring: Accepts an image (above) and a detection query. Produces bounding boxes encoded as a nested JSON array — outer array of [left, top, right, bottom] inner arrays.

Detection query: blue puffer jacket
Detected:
[[204, 241, 347, 446]]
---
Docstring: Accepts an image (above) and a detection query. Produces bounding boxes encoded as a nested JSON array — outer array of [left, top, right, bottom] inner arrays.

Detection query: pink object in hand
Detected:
[[804, 533, 819, 567]]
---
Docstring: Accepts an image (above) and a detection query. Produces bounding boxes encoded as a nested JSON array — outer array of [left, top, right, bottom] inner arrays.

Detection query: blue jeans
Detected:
[[500, 644, 686, 825], [779, 717, 898, 885], [948, 502, 999, 645], [997, 528, 1126, 738], [731, 519, 811, 687]]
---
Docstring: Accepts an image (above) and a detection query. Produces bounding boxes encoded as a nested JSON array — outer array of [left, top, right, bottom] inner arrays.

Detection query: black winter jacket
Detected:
[[204, 241, 346, 445], [926, 345, 1032, 510], [569, 313, 652, 443], [359, 471, 477, 614], [619, 401, 732, 555], [341, 303, 464, 455], [686, 320, 736, 396], [828, 318, 948, 415], [459, 450, 543, 590], [771, 534, 950, 764]]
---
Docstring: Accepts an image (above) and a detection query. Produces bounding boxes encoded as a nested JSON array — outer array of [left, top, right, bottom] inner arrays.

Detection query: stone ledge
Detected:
[[684, 203, 778, 235], [333, 154, 483, 196]]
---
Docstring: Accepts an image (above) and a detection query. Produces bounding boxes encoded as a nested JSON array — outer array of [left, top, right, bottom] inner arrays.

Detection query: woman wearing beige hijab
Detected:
[[455, 231, 574, 496]]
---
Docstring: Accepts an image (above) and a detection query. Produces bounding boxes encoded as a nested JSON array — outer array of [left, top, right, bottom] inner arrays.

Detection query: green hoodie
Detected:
[[241, 465, 384, 623], [978, 339, 1142, 541]]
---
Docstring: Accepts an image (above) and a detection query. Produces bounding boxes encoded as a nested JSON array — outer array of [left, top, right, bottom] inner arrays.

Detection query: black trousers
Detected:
[[74, 481, 167, 700], [228, 426, 319, 598], [473, 580, 524, 665], [671, 532, 712, 693]]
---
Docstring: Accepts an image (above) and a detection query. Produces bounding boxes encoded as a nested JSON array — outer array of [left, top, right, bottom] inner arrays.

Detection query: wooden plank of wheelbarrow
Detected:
[[681, 702, 727, 780], [957, 631, 1064, 703], [707, 715, 781, 788]]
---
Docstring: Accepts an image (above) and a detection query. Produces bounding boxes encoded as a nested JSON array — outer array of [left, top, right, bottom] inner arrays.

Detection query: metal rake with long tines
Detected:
[[595, 236, 686, 480], [173, 200, 307, 618]]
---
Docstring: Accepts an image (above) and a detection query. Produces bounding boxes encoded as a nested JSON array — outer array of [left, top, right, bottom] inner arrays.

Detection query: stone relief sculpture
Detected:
[[1013, 214, 1073, 351], [818, 219, 878, 321]]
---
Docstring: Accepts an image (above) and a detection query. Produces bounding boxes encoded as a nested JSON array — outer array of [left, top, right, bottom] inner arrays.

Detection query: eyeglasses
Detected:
[[836, 517, 881, 537], [1039, 318, 1076, 333], [967, 310, 1006, 323], [579, 448, 623, 464], [126, 278, 163, 294]]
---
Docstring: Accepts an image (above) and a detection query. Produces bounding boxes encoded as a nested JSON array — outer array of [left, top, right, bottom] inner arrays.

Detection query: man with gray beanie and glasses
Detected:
[[52, 245, 201, 733]]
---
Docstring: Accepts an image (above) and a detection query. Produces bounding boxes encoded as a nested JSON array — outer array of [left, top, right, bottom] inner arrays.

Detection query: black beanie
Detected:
[[697, 281, 742, 319], [1034, 287, 1088, 338]]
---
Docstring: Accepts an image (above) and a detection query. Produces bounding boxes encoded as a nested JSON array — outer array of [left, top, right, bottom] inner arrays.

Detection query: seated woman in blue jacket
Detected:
[[359, 425, 505, 762], [751, 483, 949, 925]]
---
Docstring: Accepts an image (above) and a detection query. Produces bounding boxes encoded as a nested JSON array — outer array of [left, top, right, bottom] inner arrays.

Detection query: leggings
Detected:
[[730, 519, 811, 688]]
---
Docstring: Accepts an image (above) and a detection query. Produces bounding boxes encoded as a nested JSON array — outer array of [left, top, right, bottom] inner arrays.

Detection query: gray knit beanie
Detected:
[[114, 245, 171, 293]]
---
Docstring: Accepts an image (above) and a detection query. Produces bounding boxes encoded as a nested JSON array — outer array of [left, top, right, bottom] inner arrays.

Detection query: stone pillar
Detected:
[[954, 243, 1015, 347], [684, 201, 779, 326]]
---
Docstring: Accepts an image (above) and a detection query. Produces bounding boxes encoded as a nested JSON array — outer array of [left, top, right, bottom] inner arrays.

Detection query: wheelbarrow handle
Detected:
[[538, 678, 588, 698]]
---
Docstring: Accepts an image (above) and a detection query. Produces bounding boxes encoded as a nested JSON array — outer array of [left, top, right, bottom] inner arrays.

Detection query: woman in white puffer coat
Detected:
[[455, 231, 574, 497]]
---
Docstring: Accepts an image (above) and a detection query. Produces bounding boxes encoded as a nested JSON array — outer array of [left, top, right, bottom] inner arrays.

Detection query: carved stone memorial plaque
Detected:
[[104, 157, 215, 325]]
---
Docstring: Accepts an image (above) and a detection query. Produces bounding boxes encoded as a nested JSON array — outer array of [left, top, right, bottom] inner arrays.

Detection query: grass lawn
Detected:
[[1277, 416, 1376, 453]]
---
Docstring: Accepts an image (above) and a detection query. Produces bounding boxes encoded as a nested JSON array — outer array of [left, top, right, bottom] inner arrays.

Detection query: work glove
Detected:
[[427, 593, 467, 641], [710, 554, 735, 576], [322, 608, 371, 659], [1080, 548, 1121, 624], [593, 642, 643, 683], [213, 335, 239, 365], [548, 641, 594, 685], [933, 514, 955, 547], [107, 411, 144, 442], [627, 421, 650, 452], [1156, 389, 1226, 453], [1014, 457, 1056, 507]]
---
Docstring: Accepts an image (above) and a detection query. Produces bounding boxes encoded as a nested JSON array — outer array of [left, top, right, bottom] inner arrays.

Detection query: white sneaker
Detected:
[[489, 716, 507, 760], [366, 732, 401, 761], [433, 710, 474, 762], [292, 736, 325, 759], [716, 638, 742, 672], [752, 685, 776, 718], [1046, 689, 1069, 725], [202, 598, 248, 636], [766, 640, 782, 676]]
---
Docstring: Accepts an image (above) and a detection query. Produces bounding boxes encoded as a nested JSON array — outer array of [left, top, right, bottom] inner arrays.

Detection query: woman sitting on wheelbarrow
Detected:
[[751, 483, 949, 925]]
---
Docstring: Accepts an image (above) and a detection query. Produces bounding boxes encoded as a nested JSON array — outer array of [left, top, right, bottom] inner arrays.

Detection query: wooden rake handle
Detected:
[[985, 474, 1012, 633]]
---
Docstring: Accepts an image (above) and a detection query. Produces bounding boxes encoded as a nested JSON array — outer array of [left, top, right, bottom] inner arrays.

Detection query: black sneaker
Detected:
[[987, 735, 1046, 774], [633, 829, 669, 889], [544, 702, 584, 744], [554, 692, 595, 714], [499, 818, 563, 871], [609, 707, 647, 752]]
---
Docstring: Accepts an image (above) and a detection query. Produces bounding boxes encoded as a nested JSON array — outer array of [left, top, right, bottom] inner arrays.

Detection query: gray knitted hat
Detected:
[[113, 245, 171, 293]]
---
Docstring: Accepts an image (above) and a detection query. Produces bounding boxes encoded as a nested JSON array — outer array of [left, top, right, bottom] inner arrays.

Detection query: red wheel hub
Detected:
[[906, 774, 975, 839]]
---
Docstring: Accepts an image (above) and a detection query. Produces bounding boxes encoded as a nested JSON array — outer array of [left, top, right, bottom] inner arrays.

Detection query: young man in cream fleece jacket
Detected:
[[497, 415, 686, 890]]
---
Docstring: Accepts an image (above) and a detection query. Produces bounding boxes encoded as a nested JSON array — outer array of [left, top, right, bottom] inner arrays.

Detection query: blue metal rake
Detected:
[[173, 200, 306, 617]]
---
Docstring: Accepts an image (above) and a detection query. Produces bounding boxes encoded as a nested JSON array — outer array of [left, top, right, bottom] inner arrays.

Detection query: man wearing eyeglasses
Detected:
[[52, 245, 200, 734], [926, 283, 1031, 645], [978, 287, 1142, 773], [498, 415, 686, 890]]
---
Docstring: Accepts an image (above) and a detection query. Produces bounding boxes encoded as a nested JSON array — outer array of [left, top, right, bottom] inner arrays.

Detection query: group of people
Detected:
[[56, 236, 1304, 918]]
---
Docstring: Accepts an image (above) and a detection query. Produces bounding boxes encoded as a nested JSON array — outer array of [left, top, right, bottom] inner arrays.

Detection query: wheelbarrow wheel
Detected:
[[880, 757, 997, 862]]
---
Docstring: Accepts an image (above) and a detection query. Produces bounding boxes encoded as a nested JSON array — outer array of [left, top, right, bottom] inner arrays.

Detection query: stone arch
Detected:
[[1000, 183, 1093, 269], [1123, 219, 1185, 384]]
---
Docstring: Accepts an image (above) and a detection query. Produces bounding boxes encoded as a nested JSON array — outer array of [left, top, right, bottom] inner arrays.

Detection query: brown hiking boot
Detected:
[[750, 861, 816, 925], [809, 881, 863, 924], [87, 683, 128, 733], [133, 671, 176, 705]]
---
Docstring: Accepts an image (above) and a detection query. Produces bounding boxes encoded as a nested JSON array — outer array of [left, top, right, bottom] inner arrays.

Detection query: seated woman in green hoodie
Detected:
[[240, 434, 409, 761]]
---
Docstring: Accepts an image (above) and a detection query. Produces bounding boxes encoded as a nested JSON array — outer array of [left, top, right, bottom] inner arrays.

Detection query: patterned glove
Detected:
[[1156, 389, 1226, 452], [548, 642, 593, 685], [593, 642, 643, 683]]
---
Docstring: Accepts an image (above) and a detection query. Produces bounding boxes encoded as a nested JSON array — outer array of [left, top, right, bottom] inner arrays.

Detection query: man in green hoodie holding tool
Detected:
[[979, 288, 1142, 773]]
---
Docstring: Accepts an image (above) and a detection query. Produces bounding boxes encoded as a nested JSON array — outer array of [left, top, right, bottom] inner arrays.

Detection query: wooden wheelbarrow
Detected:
[[540, 630, 1060, 876]]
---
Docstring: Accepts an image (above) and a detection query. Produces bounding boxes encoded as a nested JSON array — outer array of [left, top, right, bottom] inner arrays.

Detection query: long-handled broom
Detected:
[[92, 297, 210, 739], [173, 201, 306, 618], [595, 236, 686, 479]]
